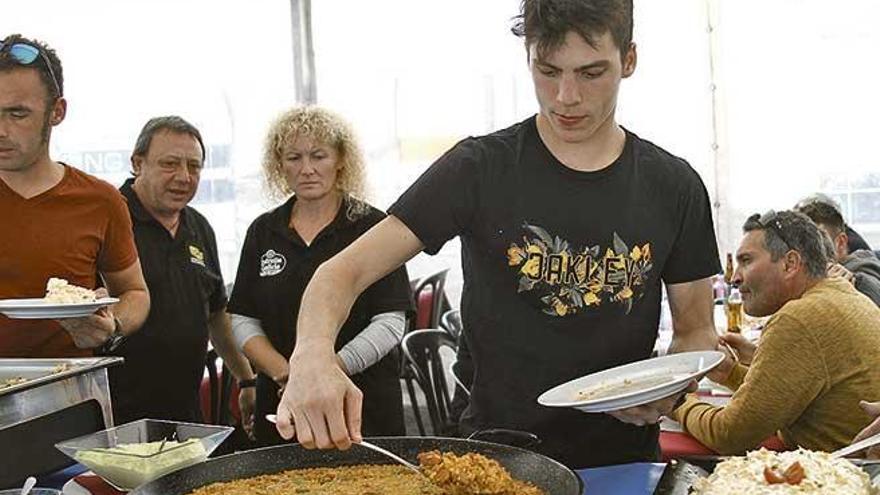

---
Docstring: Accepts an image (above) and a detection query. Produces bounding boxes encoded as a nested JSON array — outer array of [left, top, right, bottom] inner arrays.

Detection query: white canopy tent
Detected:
[[5, 0, 878, 305]]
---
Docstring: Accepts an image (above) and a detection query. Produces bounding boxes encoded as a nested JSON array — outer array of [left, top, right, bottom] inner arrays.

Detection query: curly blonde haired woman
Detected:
[[227, 106, 413, 445]]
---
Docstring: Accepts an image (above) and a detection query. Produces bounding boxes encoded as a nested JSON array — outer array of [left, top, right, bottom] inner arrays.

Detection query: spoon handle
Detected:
[[264, 415, 419, 473], [20, 476, 36, 495], [832, 430, 880, 458], [356, 441, 421, 473]]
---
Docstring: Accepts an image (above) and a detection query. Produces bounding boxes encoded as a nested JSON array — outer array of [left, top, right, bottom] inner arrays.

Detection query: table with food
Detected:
[[3, 278, 880, 494]]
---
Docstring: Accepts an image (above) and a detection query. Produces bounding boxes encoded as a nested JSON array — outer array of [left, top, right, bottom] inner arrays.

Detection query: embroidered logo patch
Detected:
[[260, 249, 286, 277], [188, 245, 206, 267]]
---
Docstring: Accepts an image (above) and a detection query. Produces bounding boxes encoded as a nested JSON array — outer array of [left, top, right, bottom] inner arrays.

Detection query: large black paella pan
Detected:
[[131, 436, 583, 494]]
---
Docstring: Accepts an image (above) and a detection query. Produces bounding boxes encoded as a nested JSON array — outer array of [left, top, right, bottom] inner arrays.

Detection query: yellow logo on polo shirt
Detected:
[[189, 245, 206, 267]]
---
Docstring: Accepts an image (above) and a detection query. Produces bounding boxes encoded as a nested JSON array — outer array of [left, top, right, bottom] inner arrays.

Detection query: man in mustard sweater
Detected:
[[671, 210, 880, 455]]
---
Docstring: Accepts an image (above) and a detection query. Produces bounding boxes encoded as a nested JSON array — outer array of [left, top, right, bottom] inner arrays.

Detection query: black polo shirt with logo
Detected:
[[110, 179, 226, 424], [227, 196, 413, 445]]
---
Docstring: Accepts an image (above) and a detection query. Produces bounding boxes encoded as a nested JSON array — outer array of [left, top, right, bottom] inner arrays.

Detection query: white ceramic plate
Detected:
[[0, 298, 118, 319], [537, 351, 725, 413]]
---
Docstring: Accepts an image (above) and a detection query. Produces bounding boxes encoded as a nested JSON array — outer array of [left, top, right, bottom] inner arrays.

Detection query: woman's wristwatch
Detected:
[[238, 378, 257, 388]]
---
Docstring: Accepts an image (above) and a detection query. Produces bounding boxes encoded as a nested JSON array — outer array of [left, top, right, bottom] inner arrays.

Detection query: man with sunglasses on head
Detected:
[[670, 210, 880, 455], [0, 34, 150, 358]]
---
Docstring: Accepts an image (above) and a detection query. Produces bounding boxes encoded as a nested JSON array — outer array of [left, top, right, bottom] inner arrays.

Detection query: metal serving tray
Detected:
[[0, 357, 122, 488]]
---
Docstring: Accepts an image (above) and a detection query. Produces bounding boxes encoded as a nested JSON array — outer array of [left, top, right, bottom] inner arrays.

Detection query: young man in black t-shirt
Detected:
[[275, 0, 721, 468]]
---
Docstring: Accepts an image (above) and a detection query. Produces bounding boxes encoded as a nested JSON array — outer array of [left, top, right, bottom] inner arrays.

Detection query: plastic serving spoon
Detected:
[[264, 414, 421, 474], [19, 476, 36, 495], [831, 430, 880, 458]]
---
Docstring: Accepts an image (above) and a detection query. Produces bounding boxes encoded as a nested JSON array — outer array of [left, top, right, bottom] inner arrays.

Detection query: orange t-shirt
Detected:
[[0, 165, 138, 357]]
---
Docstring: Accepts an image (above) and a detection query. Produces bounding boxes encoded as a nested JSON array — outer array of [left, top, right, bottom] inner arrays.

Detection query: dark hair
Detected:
[[0, 34, 64, 101], [511, 0, 634, 60], [743, 210, 829, 278], [795, 200, 846, 237], [132, 116, 206, 161]]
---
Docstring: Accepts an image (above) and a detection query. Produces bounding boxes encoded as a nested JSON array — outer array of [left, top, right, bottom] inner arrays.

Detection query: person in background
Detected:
[[110, 116, 255, 432], [795, 200, 880, 307], [275, 0, 720, 469], [228, 106, 412, 446], [673, 210, 880, 454], [795, 193, 872, 254], [0, 34, 149, 357]]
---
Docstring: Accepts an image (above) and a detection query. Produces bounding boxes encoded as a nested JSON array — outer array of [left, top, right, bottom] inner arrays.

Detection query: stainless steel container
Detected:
[[0, 357, 122, 488]]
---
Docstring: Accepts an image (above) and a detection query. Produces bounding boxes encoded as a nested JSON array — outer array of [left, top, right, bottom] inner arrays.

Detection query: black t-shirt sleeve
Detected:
[[389, 139, 483, 255], [661, 165, 721, 284], [227, 221, 261, 318]]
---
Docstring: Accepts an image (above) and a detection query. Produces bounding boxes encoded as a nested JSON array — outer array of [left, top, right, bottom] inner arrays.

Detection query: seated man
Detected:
[[795, 193, 872, 253], [795, 200, 880, 307], [671, 210, 880, 454]]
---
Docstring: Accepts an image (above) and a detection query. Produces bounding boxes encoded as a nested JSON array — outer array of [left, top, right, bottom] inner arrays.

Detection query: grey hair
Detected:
[[743, 210, 829, 278], [131, 115, 206, 161]]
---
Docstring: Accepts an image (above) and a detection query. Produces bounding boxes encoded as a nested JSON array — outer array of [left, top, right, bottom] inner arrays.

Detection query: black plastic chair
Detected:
[[402, 330, 540, 449], [411, 269, 450, 330], [401, 269, 451, 435], [439, 308, 462, 341], [448, 326, 473, 424], [204, 348, 234, 426], [402, 329, 459, 436]]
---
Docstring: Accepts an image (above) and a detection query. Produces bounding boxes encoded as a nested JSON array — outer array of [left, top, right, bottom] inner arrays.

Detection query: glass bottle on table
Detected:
[[712, 274, 726, 301], [723, 253, 734, 290], [726, 287, 743, 333]]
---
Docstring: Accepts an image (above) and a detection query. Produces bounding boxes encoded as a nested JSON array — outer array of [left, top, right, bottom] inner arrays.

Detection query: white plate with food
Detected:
[[683, 448, 879, 494], [537, 351, 725, 413], [0, 297, 118, 319]]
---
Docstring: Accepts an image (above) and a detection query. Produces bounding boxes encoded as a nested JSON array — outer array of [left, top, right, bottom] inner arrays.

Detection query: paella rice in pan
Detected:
[[187, 450, 546, 495]]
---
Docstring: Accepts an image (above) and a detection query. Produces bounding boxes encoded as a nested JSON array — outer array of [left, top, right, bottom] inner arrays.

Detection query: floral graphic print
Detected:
[[506, 223, 653, 316]]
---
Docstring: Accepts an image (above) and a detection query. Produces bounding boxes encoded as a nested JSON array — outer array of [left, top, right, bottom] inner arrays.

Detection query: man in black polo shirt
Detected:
[[109, 116, 256, 431]]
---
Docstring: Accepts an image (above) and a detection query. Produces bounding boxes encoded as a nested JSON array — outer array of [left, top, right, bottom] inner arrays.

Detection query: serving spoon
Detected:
[[265, 414, 421, 474], [831, 430, 880, 459]]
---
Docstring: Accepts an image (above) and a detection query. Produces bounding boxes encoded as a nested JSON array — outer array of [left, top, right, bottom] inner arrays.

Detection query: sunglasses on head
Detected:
[[755, 210, 792, 250], [0, 38, 62, 98]]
